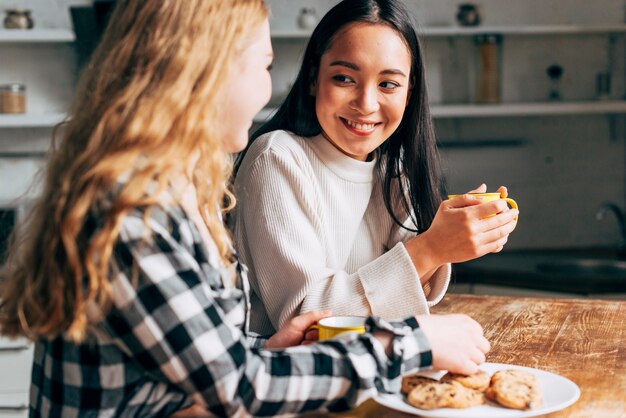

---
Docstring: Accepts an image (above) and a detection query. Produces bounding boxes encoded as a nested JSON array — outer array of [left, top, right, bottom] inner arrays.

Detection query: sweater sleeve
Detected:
[[388, 223, 451, 307], [235, 144, 441, 329]]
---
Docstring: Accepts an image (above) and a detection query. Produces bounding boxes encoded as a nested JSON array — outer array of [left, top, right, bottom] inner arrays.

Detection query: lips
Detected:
[[340, 117, 381, 136]]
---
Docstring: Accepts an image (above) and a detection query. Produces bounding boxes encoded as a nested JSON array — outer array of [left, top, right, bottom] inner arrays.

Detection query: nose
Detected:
[[350, 84, 380, 115]]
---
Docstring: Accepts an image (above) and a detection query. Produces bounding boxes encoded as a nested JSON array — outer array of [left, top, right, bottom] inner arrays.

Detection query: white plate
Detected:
[[375, 363, 580, 418]]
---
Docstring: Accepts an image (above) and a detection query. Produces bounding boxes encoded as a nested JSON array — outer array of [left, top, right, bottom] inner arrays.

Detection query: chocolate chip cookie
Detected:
[[484, 369, 543, 410], [440, 370, 491, 392], [407, 381, 484, 410], [401, 374, 438, 395]]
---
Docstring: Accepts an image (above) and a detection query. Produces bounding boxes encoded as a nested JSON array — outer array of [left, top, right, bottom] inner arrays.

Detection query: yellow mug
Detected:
[[309, 316, 367, 341], [447, 192, 518, 218]]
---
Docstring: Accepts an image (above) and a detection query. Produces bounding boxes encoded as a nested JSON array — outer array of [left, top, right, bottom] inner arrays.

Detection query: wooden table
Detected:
[[326, 294, 626, 418]]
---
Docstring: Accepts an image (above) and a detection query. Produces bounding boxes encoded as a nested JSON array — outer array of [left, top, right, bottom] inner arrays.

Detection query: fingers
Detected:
[[477, 335, 491, 354], [304, 328, 319, 341], [290, 309, 332, 331], [445, 194, 484, 209], [467, 183, 487, 194], [302, 331, 318, 345], [471, 199, 512, 219], [496, 185, 508, 198]]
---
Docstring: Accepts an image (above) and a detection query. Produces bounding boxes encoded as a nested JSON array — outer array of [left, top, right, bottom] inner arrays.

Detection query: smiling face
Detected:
[[222, 18, 273, 153], [311, 22, 412, 161]]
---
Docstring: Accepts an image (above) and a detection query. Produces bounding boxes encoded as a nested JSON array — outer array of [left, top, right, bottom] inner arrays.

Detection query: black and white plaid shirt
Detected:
[[30, 200, 432, 417]]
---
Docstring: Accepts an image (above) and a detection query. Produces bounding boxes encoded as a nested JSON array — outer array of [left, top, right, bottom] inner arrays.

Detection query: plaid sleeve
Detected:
[[105, 206, 432, 416]]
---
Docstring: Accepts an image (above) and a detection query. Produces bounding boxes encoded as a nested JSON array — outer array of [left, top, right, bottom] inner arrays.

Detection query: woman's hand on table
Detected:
[[416, 314, 490, 375], [265, 310, 332, 349], [169, 404, 211, 417]]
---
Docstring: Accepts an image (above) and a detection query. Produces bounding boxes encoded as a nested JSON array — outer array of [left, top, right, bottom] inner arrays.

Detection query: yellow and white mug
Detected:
[[447, 192, 518, 218], [309, 316, 366, 341]]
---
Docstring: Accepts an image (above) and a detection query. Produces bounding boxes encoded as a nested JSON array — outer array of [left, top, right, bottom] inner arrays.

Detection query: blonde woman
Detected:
[[0, 1, 489, 416]]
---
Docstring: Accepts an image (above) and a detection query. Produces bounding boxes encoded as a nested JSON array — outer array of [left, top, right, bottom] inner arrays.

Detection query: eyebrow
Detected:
[[328, 60, 407, 77]]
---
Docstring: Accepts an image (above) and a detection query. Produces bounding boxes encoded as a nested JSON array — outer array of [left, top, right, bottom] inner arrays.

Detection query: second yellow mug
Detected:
[[310, 316, 366, 341], [447, 192, 518, 218]]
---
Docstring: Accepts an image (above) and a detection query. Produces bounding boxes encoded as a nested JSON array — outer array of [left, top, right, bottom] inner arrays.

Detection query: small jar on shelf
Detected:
[[3, 9, 34, 30], [474, 34, 502, 104], [0, 83, 27, 114]]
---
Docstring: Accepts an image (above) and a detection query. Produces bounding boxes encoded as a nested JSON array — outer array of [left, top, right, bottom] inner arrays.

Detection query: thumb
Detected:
[[467, 183, 487, 193], [291, 309, 333, 329]]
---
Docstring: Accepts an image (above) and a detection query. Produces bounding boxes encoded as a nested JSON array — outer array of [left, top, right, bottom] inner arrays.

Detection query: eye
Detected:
[[332, 74, 354, 84], [379, 81, 400, 90]]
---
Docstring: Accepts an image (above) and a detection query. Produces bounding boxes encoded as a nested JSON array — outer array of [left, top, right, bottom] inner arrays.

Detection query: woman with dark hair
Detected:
[[234, 0, 518, 335], [0, 1, 490, 416]]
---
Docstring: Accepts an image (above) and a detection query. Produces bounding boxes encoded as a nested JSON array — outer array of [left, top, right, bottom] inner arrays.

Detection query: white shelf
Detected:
[[431, 101, 626, 118], [255, 101, 626, 122], [0, 29, 75, 43], [271, 24, 626, 40], [0, 113, 66, 128], [271, 29, 311, 39], [421, 24, 626, 37]]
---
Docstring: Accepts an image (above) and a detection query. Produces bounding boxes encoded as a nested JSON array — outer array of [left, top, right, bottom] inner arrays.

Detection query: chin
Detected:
[[226, 135, 248, 153]]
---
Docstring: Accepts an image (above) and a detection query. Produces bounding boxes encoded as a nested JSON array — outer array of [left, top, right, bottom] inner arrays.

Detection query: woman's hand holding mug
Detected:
[[405, 184, 519, 275]]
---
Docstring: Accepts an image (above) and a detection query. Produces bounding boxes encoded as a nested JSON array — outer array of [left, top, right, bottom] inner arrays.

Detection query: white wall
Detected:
[[1, 0, 626, 250]]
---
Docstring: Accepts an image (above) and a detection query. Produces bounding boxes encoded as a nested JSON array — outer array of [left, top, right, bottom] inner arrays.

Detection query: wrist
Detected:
[[405, 232, 442, 275]]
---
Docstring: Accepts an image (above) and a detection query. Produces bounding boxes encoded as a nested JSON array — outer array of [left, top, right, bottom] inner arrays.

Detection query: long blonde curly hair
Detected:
[[0, 0, 268, 342]]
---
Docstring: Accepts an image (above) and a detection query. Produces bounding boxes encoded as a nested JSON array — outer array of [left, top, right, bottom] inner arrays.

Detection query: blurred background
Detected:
[[1, 0, 625, 291], [0, 1, 624, 415]]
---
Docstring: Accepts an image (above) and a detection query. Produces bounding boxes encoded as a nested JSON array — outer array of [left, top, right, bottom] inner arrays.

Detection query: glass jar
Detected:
[[474, 34, 502, 104], [0, 84, 27, 114], [297, 8, 317, 30], [3, 9, 34, 30]]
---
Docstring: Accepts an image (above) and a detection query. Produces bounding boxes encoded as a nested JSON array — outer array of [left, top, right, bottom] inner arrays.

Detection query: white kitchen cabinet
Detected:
[[0, 393, 29, 418], [0, 337, 33, 418], [2, 23, 69, 413]]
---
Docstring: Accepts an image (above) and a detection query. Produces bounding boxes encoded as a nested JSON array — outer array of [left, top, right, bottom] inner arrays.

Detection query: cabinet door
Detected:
[[0, 392, 28, 418], [0, 337, 33, 393]]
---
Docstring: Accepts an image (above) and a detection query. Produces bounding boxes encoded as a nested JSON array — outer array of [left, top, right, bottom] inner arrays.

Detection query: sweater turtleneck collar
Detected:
[[306, 133, 376, 183]]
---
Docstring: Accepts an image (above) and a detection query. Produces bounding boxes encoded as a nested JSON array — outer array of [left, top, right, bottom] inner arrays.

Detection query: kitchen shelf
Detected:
[[0, 113, 66, 128], [0, 28, 75, 43], [271, 24, 626, 39], [430, 100, 626, 118], [254, 100, 626, 122], [421, 24, 626, 37], [271, 29, 311, 39]]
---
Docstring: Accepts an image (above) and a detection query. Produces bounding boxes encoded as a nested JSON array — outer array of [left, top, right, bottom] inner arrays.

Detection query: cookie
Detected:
[[401, 374, 438, 394], [485, 369, 542, 410], [440, 370, 491, 392], [407, 381, 484, 410]]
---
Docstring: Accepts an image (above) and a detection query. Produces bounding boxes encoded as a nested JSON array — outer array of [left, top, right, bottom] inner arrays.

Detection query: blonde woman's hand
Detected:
[[265, 310, 332, 349], [416, 314, 490, 375]]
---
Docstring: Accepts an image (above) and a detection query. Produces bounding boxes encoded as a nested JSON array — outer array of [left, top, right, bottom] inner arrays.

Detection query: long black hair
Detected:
[[246, 0, 444, 233]]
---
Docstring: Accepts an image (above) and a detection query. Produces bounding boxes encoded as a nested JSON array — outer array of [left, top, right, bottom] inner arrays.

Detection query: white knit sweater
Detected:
[[234, 130, 450, 335]]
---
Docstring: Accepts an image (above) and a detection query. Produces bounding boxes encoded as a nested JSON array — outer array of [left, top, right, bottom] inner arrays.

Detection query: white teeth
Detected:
[[346, 119, 375, 130]]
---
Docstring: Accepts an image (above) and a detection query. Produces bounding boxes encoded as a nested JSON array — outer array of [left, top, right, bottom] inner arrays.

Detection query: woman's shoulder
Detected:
[[249, 129, 309, 156], [240, 130, 315, 172]]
